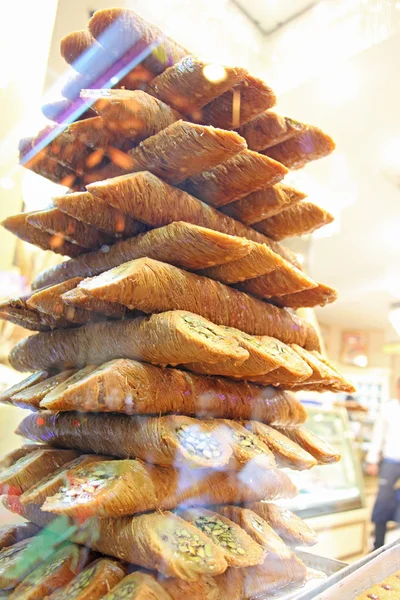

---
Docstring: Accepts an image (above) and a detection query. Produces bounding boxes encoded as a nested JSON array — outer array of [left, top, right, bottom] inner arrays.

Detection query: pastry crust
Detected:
[[244, 421, 317, 470], [355, 569, 400, 599], [0, 523, 40, 551], [53, 190, 147, 238], [186, 329, 311, 380], [9, 311, 248, 372], [238, 111, 306, 151], [247, 502, 318, 547], [2, 213, 86, 257], [0, 293, 74, 332], [0, 448, 79, 495], [178, 507, 266, 568], [255, 201, 334, 240], [26, 208, 114, 250], [9, 543, 89, 600], [88, 8, 189, 75], [0, 372, 50, 406], [16, 412, 233, 469], [62, 286, 127, 318], [184, 150, 288, 207], [221, 183, 306, 225], [213, 506, 293, 559], [0, 538, 45, 590], [270, 282, 338, 309], [265, 125, 335, 169], [276, 426, 341, 464], [0, 445, 47, 472], [199, 75, 276, 129], [125, 121, 247, 184], [11, 369, 79, 410], [19, 138, 79, 186], [39, 358, 307, 426], [86, 171, 300, 266], [237, 262, 317, 299], [32, 222, 251, 289], [148, 57, 246, 114], [101, 572, 171, 600], [48, 558, 126, 600], [20, 454, 109, 507], [79, 258, 320, 349], [81, 89, 181, 141]]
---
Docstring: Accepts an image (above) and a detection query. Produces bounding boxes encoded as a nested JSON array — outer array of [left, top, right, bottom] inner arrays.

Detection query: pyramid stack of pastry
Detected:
[[0, 8, 354, 599]]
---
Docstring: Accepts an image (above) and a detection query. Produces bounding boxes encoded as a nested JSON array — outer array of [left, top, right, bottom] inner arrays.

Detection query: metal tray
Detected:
[[295, 537, 400, 599], [252, 551, 347, 600]]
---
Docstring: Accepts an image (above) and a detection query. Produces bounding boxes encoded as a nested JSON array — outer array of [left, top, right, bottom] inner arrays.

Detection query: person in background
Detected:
[[366, 377, 400, 550]]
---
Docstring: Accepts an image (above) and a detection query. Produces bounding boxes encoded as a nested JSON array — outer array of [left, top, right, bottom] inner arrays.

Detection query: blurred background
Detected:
[[1, 0, 400, 559]]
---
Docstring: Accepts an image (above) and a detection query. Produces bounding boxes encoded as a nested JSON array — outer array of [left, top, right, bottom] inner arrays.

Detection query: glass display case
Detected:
[[282, 405, 365, 519]]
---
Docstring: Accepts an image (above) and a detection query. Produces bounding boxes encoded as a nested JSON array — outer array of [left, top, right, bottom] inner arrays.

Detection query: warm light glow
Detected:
[[202, 63, 227, 83], [296, 253, 305, 265], [389, 304, 400, 336], [318, 63, 359, 106], [381, 136, 400, 171], [353, 354, 368, 368], [0, 176, 14, 190]]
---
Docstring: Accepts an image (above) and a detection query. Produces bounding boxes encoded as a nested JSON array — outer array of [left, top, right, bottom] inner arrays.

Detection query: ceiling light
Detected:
[[353, 354, 368, 368], [389, 303, 400, 336]]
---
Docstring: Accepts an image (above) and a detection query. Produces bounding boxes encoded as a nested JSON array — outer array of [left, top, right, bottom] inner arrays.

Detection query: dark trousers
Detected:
[[371, 459, 400, 549]]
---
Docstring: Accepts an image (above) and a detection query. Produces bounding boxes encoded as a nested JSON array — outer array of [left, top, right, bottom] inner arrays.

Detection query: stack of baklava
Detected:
[[0, 8, 354, 599]]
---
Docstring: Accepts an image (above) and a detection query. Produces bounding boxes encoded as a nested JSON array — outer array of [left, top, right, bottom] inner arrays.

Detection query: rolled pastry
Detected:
[[11, 369, 79, 410], [9, 311, 248, 372], [264, 125, 335, 169], [254, 201, 334, 240], [269, 283, 338, 309], [238, 111, 305, 151], [276, 426, 341, 464], [246, 502, 318, 547], [48, 558, 126, 600]]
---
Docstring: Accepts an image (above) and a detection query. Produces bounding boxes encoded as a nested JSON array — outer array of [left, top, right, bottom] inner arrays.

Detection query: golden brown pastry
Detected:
[[61, 286, 127, 319], [0, 523, 40, 551], [198, 241, 287, 284], [183, 150, 288, 207], [178, 507, 266, 568], [19, 138, 79, 187], [32, 221, 251, 289], [26, 208, 113, 250], [243, 421, 318, 470], [199, 75, 276, 129], [88, 8, 189, 75], [0, 538, 46, 590], [27, 279, 104, 325], [48, 558, 126, 600], [24, 125, 90, 172], [60, 29, 109, 71], [288, 344, 342, 387], [186, 329, 311, 380], [0, 372, 51, 407], [41, 99, 95, 124], [0, 448, 79, 495], [101, 572, 171, 600], [17, 412, 232, 469], [264, 125, 336, 169], [124, 121, 247, 184], [148, 56, 246, 114], [254, 201, 334, 240], [237, 262, 317, 300], [11, 369, 79, 410], [81, 89, 181, 141], [20, 454, 109, 507], [9, 311, 248, 372], [80, 511, 228, 580], [247, 502, 318, 547], [355, 569, 400, 599], [213, 506, 293, 559], [161, 573, 220, 600], [0, 293, 74, 332], [53, 190, 147, 238], [270, 282, 338, 309], [0, 446, 48, 472], [211, 419, 275, 470], [2, 213, 86, 257], [86, 170, 300, 266], [221, 183, 306, 225], [79, 258, 320, 349], [276, 426, 341, 464], [9, 543, 89, 600], [238, 111, 306, 151], [39, 358, 307, 426]]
